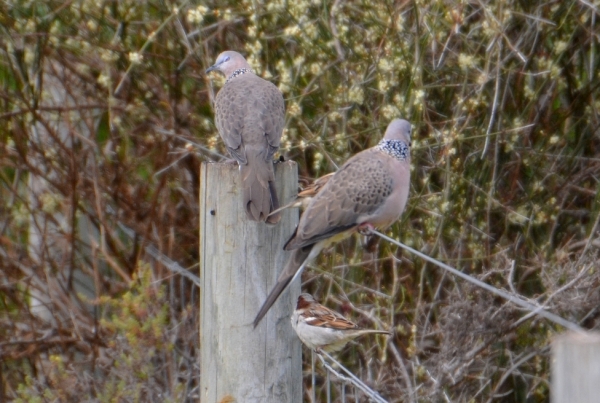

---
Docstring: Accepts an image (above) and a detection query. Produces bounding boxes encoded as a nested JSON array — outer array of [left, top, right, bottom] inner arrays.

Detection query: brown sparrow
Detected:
[[291, 293, 391, 353]]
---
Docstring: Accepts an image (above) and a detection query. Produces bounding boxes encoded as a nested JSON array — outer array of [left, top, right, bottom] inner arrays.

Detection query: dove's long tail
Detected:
[[253, 244, 314, 327]]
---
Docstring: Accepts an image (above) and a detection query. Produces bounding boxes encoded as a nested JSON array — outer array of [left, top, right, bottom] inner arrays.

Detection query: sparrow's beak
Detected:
[[205, 64, 218, 74]]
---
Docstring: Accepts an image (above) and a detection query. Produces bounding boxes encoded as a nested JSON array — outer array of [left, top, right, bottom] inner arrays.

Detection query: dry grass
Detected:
[[1, 0, 599, 401]]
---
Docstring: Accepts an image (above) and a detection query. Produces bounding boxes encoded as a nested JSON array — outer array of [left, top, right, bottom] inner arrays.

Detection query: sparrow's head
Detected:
[[296, 293, 317, 309], [205, 51, 251, 77], [383, 119, 412, 145]]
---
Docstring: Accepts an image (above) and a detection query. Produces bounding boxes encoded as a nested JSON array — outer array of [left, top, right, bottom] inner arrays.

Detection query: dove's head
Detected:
[[384, 119, 412, 145], [206, 51, 252, 77]]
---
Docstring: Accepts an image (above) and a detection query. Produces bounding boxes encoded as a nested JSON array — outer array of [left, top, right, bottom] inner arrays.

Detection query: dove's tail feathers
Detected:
[[241, 149, 280, 223], [253, 244, 314, 327], [265, 180, 281, 224]]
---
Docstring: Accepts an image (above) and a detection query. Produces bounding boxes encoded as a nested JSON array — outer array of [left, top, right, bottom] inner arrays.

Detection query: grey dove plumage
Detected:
[[254, 119, 412, 326], [206, 51, 284, 223]]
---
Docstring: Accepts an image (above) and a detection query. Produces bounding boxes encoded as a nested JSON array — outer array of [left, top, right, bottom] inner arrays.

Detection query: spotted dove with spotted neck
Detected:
[[254, 119, 413, 326]]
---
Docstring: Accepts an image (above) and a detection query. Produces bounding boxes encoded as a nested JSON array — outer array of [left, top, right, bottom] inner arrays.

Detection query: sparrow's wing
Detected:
[[297, 172, 335, 198], [304, 306, 359, 330]]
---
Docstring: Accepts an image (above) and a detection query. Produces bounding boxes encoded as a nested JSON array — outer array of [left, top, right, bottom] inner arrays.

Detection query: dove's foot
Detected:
[[357, 223, 375, 235]]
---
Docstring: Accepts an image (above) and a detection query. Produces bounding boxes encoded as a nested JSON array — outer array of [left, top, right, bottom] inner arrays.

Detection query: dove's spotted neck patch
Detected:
[[376, 139, 409, 161], [226, 68, 254, 84]]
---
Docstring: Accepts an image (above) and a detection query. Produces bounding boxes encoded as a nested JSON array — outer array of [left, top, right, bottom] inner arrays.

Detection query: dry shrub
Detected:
[[1, 0, 599, 401], [11, 267, 197, 403]]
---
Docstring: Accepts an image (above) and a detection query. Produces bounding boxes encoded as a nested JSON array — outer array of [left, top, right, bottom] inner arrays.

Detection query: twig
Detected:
[[326, 368, 331, 403], [154, 152, 192, 177], [329, 0, 346, 61], [114, 2, 190, 95], [576, 208, 600, 266], [511, 263, 593, 328], [117, 222, 201, 287], [153, 127, 228, 160], [387, 342, 416, 403], [578, 0, 600, 15], [371, 230, 585, 333], [297, 118, 340, 170], [311, 266, 392, 299], [318, 351, 388, 403], [481, 40, 502, 158], [475, 0, 527, 63], [486, 349, 543, 403], [507, 259, 517, 294], [312, 349, 316, 403]]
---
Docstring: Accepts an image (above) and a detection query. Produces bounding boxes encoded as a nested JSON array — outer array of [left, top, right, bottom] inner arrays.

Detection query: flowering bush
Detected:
[[1, 0, 598, 401]]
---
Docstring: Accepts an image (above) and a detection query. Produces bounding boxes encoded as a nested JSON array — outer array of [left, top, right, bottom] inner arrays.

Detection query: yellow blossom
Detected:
[[128, 52, 143, 65], [458, 54, 476, 70]]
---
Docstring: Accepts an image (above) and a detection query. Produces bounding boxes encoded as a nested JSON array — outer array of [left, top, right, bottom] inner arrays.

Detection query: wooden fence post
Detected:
[[552, 331, 600, 403], [199, 160, 302, 403]]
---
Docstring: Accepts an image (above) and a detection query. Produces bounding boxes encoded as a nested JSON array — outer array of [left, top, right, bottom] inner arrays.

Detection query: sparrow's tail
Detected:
[[253, 244, 314, 327], [357, 329, 392, 336], [267, 198, 303, 219], [267, 172, 335, 218], [241, 149, 280, 224]]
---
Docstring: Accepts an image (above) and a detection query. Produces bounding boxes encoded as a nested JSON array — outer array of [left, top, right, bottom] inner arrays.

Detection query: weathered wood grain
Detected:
[[199, 160, 302, 403], [552, 331, 600, 403]]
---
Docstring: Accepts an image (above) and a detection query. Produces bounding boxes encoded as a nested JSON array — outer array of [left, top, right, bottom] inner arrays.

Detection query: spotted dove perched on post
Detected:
[[254, 119, 413, 326], [206, 51, 284, 223]]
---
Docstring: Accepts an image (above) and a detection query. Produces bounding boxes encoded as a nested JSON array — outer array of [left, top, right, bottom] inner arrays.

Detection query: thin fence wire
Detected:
[[306, 227, 587, 402], [317, 350, 388, 403], [372, 230, 585, 333]]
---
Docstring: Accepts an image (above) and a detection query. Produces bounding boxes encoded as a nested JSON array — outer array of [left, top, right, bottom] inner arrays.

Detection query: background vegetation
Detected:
[[1, 0, 599, 401]]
